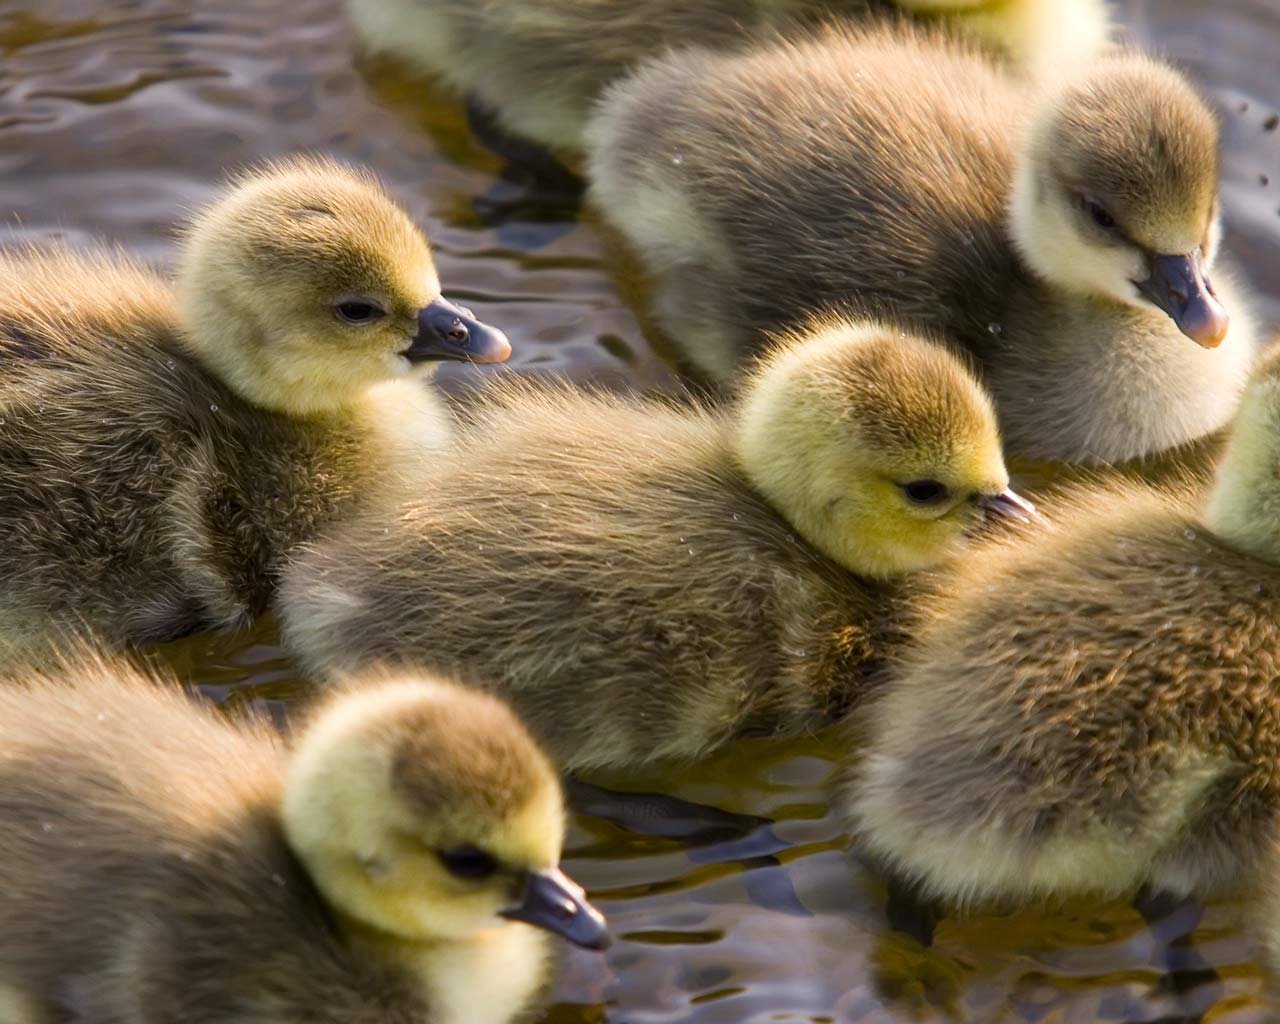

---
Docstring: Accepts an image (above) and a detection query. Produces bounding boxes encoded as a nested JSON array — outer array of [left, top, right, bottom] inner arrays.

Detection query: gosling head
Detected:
[[281, 673, 609, 951], [736, 320, 1033, 579], [1205, 345, 1280, 565], [178, 156, 511, 416], [1010, 53, 1228, 348]]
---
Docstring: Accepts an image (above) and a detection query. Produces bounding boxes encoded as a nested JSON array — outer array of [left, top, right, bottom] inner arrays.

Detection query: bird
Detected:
[[347, 0, 1110, 155], [0, 155, 510, 664], [585, 21, 1258, 468], [0, 653, 608, 1024], [277, 318, 1034, 772], [841, 343, 1280, 908]]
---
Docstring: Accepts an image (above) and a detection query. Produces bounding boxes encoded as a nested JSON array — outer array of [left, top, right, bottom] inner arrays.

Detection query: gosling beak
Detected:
[[500, 866, 610, 951], [977, 488, 1039, 523], [405, 297, 512, 365], [1134, 250, 1230, 349]]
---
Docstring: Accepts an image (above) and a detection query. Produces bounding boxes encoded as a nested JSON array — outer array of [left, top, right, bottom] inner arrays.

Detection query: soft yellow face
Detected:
[[838, 445, 1012, 578], [178, 158, 509, 415], [315, 781, 567, 942], [738, 322, 1020, 579]]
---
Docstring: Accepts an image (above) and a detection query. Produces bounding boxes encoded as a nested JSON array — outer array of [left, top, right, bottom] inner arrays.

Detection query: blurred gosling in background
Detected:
[[348, 0, 1110, 154], [0, 657, 606, 1024], [842, 345, 1280, 906], [279, 320, 1032, 772], [588, 22, 1256, 467], [0, 156, 509, 666]]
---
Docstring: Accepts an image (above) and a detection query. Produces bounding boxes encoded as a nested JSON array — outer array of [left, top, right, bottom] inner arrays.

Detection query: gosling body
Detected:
[[349, 0, 1110, 153], [0, 158, 508, 662], [845, 350, 1280, 904], [0, 657, 605, 1024], [588, 24, 1256, 465], [280, 321, 1026, 771]]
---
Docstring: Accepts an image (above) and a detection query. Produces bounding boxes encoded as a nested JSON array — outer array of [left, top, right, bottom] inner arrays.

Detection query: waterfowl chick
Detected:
[[349, 0, 1109, 154], [0, 656, 606, 1024], [0, 156, 509, 664], [587, 23, 1256, 466], [843, 346, 1280, 906], [279, 320, 1032, 772]]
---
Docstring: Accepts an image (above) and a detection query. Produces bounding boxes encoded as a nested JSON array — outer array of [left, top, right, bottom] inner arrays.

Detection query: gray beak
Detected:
[[1134, 250, 1230, 349], [404, 297, 512, 365], [977, 488, 1039, 523], [499, 866, 610, 951]]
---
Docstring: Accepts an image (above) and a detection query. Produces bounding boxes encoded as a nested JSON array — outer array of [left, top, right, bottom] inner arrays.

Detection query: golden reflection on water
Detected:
[[3, 0, 1279, 1019]]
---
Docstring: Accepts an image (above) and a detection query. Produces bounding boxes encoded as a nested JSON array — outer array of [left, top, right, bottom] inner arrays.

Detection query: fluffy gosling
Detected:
[[587, 22, 1257, 466], [348, 0, 1110, 154], [279, 320, 1032, 772], [0, 156, 509, 663], [843, 345, 1280, 906], [0, 657, 606, 1024]]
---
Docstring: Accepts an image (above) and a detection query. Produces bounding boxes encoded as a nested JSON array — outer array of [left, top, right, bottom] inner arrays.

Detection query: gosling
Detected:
[[348, 0, 1110, 154], [0, 156, 509, 663], [587, 23, 1257, 466], [0, 655, 607, 1024], [279, 320, 1033, 772], [843, 344, 1280, 907]]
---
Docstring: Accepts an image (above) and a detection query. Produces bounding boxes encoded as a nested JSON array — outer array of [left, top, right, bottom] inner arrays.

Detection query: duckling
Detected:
[[0, 156, 509, 664], [278, 319, 1033, 772], [586, 23, 1257, 467], [842, 344, 1280, 907], [349, 0, 1110, 155], [0, 655, 607, 1024]]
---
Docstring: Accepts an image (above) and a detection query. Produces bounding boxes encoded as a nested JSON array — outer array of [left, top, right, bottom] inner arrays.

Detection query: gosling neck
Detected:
[[1203, 395, 1280, 566]]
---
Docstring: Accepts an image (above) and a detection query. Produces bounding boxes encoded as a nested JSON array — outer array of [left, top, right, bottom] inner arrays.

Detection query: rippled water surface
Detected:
[[2, 1, 1278, 1020]]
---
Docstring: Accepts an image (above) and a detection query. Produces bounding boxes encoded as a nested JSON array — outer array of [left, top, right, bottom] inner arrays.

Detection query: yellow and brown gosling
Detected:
[[0, 156, 510, 665], [587, 21, 1256, 467], [278, 319, 1033, 772], [349, 0, 1110, 154], [842, 345, 1280, 907], [0, 656, 606, 1024]]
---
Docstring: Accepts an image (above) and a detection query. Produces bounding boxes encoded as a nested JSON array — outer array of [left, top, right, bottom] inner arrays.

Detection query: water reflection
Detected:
[[1, 0, 1277, 1019]]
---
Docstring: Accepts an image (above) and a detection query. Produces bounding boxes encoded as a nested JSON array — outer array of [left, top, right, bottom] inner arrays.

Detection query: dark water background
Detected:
[[1, 1, 1278, 1020]]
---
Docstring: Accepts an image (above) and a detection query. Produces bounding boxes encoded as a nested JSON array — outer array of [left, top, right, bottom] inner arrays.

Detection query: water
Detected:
[[1, 1, 1276, 1020]]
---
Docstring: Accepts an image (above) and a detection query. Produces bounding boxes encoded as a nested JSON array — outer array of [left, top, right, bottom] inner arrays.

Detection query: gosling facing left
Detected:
[[0, 657, 606, 1024], [0, 156, 509, 664], [279, 319, 1031, 772]]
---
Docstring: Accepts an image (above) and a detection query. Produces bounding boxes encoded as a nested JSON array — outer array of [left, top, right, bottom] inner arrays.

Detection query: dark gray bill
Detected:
[[499, 866, 610, 951], [1134, 250, 1229, 349], [977, 488, 1039, 523], [405, 296, 512, 364]]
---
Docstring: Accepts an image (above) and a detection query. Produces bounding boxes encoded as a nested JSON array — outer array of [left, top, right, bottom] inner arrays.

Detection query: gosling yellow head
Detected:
[[178, 155, 511, 416], [736, 320, 1033, 579], [1011, 53, 1227, 348], [282, 673, 608, 950]]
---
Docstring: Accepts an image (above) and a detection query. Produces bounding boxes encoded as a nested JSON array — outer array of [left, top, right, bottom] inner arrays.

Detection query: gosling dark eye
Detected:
[[437, 845, 499, 880], [1085, 199, 1116, 232], [334, 300, 386, 325], [902, 480, 950, 506]]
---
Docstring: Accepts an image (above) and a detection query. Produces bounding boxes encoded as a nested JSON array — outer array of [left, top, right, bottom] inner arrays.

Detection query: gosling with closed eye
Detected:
[[279, 320, 1032, 772], [842, 345, 1280, 906], [349, 0, 1109, 154], [588, 22, 1256, 467], [0, 656, 606, 1024], [0, 156, 509, 664]]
